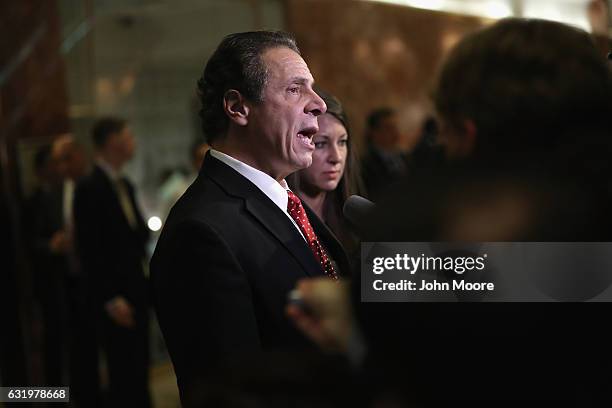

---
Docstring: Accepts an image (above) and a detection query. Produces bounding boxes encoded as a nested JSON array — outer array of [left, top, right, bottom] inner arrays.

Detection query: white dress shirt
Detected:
[[96, 158, 121, 182], [62, 179, 75, 228], [209, 149, 306, 241]]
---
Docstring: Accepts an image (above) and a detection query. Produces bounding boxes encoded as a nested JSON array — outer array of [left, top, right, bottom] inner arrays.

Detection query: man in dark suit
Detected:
[[150, 31, 350, 401], [73, 117, 151, 407], [360, 108, 408, 200], [26, 144, 67, 386], [48, 134, 101, 407]]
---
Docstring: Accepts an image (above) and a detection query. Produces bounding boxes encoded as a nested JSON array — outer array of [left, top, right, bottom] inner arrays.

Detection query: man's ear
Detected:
[[223, 89, 249, 126]]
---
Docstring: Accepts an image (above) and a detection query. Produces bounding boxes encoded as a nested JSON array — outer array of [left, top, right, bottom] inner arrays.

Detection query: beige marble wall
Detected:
[[286, 0, 490, 152], [1, 0, 70, 196], [0, 1, 70, 142]]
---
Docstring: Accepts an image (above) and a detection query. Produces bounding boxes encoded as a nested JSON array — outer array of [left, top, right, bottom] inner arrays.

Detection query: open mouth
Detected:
[[297, 126, 318, 149]]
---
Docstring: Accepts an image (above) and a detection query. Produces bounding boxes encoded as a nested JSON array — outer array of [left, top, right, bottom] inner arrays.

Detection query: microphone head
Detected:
[[343, 195, 375, 226]]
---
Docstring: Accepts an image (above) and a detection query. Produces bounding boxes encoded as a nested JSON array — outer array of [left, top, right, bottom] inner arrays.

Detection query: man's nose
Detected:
[[305, 89, 327, 116]]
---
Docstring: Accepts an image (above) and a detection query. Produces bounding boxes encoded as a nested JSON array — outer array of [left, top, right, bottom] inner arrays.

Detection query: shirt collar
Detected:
[[96, 158, 121, 182], [209, 149, 289, 212]]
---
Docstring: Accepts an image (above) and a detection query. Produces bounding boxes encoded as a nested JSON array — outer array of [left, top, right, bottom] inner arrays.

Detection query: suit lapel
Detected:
[[93, 166, 140, 235], [244, 199, 323, 277], [202, 153, 323, 278]]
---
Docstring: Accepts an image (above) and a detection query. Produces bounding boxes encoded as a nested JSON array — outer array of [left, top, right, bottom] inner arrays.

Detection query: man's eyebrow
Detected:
[[287, 76, 312, 85]]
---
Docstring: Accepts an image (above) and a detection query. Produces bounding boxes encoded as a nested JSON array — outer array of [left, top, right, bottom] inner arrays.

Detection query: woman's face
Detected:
[[299, 113, 348, 192]]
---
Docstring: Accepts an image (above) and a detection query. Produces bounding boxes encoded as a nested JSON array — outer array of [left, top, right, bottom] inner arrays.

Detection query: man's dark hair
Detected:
[[316, 87, 350, 136], [197, 31, 299, 144], [313, 87, 361, 202], [92, 117, 127, 149], [434, 18, 612, 158], [366, 108, 395, 132]]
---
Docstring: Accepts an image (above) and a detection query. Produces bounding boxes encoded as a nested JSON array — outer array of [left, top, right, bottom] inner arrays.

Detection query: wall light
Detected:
[[148, 216, 162, 232]]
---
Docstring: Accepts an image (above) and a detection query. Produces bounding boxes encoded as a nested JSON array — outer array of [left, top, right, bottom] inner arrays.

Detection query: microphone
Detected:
[[343, 195, 375, 226]]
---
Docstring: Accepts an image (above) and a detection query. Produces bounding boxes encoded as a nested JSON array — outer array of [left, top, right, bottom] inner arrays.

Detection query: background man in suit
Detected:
[[27, 137, 91, 395], [48, 135, 100, 407], [26, 144, 66, 386], [150, 30, 350, 402], [73, 118, 151, 407], [360, 108, 407, 200]]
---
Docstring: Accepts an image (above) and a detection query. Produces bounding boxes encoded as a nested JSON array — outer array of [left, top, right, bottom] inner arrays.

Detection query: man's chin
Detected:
[[293, 155, 313, 170]]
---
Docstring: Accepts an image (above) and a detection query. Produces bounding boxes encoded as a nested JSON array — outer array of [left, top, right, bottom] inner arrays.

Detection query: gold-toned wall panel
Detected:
[[286, 0, 489, 151], [1, 1, 70, 142]]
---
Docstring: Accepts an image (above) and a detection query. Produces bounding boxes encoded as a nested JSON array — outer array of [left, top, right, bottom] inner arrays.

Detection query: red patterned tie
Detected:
[[287, 191, 338, 281]]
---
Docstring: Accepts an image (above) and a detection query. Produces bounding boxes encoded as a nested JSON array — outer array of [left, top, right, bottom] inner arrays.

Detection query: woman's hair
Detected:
[[288, 87, 361, 198], [287, 88, 362, 251]]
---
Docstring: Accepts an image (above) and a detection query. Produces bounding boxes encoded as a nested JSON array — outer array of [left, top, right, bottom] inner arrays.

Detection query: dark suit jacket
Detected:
[[361, 145, 408, 200], [73, 165, 149, 308], [26, 184, 68, 290], [150, 153, 350, 395]]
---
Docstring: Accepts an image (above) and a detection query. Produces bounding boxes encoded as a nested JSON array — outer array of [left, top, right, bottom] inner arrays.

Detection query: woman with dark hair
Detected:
[[287, 88, 361, 256]]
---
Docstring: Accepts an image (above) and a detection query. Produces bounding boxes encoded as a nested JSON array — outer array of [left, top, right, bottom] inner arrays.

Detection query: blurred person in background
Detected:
[[30, 144, 61, 192], [52, 134, 89, 182], [157, 139, 209, 222], [588, 0, 612, 57], [406, 115, 446, 173], [287, 88, 361, 257], [49, 135, 98, 407], [73, 117, 151, 407], [49, 134, 89, 278], [289, 172, 612, 408], [360, 107, 407, 200], [288, 17, 612, 407], [26, 143, 67, 387], [433, 19, 611, 166]]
